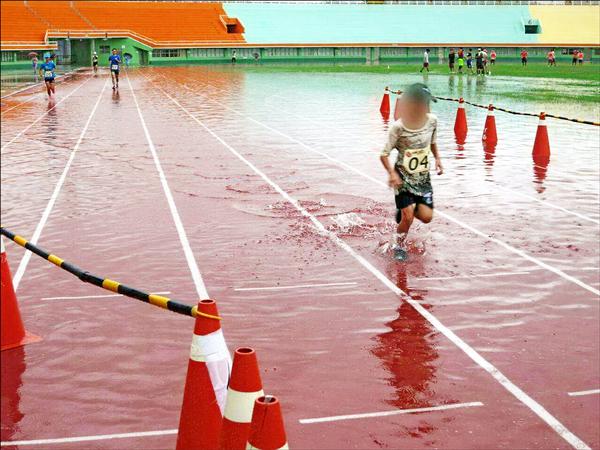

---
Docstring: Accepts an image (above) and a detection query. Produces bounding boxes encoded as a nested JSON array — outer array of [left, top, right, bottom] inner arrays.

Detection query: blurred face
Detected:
[[112, 50, 117, 55], [401, 97, 429, 122]]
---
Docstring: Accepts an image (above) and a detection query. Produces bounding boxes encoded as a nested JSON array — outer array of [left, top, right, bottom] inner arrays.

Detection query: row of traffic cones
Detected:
[[177, 299, 288, 449], [1, 236, 288, 449], [380, 88, 551, 162]]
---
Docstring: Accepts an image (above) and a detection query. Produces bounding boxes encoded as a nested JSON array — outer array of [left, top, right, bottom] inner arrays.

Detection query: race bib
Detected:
[[402, 147, 430, 174], [44, 70, 53, 78], [111, 64, 119, 71]]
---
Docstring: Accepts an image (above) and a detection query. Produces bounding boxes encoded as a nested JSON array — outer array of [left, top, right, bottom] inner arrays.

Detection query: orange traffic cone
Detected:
[[532, 112, 550, 160], [1, 236, 40, 351], [482, 104, 497, 150], [393, 94, 402, 121], [219, 347, 264, 450], [247, 396, 288, 450], [454, 98, 468, 144], [379, 87, 390, 118], [177, 299, 231, 450]]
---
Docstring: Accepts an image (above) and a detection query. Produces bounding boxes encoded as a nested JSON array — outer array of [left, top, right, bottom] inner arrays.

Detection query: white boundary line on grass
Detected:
[[12, 79, 109, 291], [0, 429, 178, 447], [148, 78, 590, 450], [1, 76, 92, 152], [165, 77, 599, 298], [567, 389, 600, 397], [299, 401, 484, 424], [234, 281, 357, 291], [126, 74, 209, 300]]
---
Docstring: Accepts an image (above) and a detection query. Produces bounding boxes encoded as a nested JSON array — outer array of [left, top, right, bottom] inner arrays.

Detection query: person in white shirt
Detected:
[[419, 49, 430, 73]]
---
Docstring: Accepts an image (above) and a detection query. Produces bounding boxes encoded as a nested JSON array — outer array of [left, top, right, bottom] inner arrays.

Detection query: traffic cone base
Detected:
[[1, 237, 41, 352], [247, 396, 288, 450], [482, 104, 497, 149]]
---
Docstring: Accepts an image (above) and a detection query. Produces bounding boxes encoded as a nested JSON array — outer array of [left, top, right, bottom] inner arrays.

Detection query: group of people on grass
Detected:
[[420, 48, 495, 75]]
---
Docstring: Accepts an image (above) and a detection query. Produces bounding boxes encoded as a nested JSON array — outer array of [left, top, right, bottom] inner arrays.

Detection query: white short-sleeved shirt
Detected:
[[381, 113, 437, 195], [423, 51, 429, 63]]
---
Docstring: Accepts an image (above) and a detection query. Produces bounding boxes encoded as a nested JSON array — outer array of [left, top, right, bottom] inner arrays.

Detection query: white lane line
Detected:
[[1, 76, 92, 151], [168, 82, 599, 298], [416, 271, 533, 282], [300, 401, 484, 424], [234, 281, 357, 291], [568, 389, 600, 397], [0, 429, 177, 447], [40, 291, 171, 301], [150, 81, 591, 450], [496, 185, 599, 225], [126, 74, 209, 300], [12, 80, 109, 291], [1, 94, 39, 116], [0, 68, 82, 100]]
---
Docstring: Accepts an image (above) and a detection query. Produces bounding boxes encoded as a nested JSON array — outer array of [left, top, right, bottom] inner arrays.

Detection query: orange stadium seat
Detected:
[[0, 2, 47, 43]]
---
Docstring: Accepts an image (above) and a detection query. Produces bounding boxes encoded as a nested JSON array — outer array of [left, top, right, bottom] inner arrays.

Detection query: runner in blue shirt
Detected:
[[38, 54, 56, 97], [108, 48, 121, 90]]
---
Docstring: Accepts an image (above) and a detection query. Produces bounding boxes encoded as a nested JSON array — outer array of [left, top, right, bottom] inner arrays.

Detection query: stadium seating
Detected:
[[0, 2, 47, 43]]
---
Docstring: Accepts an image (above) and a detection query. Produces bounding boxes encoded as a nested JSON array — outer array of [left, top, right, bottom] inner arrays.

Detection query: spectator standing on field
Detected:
[[420, 48, 430, 73], [547, 48, 556, 66], [475, 48, 484, 75], [572, 49, 578, 65], [490, 50, 497, 65], [577, 50, 584, 65], [521, 49, 528, 66], [466, 48, 473, 74], [448, 48, 456, 73]]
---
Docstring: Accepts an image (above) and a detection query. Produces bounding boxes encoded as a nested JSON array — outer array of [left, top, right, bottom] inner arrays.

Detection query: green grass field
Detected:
[[243, 62, 600, 81]]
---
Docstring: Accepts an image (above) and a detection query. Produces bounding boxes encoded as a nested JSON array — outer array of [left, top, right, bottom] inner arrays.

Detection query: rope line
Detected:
[[385, 88, 600, 126], [0, 227, 221, 321]]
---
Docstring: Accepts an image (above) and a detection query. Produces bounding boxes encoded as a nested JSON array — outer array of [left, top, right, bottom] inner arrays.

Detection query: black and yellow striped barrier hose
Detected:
[[0, 227, 220, 321], [386, 88, 600, 126]]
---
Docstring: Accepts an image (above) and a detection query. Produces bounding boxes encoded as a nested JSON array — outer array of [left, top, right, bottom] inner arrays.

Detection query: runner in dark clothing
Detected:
[[448, 48, 456, 73]]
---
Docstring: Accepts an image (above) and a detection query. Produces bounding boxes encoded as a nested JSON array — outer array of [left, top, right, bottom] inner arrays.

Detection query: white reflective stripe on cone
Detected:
[[247, 443, 289, 450], [189, 329, 232, 413], [224, 388, 265, 423]]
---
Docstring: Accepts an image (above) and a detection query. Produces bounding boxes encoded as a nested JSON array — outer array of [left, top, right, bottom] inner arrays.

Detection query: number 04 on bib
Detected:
[[402, 146, 431, 174]]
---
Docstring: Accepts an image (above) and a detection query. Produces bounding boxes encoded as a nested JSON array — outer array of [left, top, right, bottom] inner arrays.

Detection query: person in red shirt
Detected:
[[521, 49, 528, 66], [490, 50, 497, 65], [547, 48, 556, 66], [578, 50, 584, 65]]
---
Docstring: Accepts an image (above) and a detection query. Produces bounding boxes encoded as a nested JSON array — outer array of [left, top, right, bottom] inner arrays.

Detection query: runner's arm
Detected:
[[380, 126, 402, 188], [431, 143, 444, 175]]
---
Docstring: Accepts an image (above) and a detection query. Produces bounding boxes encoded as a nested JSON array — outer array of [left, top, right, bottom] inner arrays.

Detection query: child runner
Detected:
[[420, 48, 430, 73], [578, 50, 584, 65], [448, 48, 456, 73], [379, 83, 443, 261], [108, 48, 121, 89], [572, 49, 578, 66], [521, 49, 528, 66], [466, 49, 473, 73], [38, 54, 56, 97], [92, 51, 99, 74], [457, 54, 464, 73], [490, 50, 497, 65]]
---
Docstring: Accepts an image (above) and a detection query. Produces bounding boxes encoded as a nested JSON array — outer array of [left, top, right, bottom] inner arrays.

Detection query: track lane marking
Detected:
[[0, 430, 178, 447], [40, 291, 171, 301], [416, 271, 534, 281], [11, 79, 109, 291], [1, 76, 92, 151], [161, 77, 599, 298], [568, 389, 600, 397], [147, 77, 591, 450], [126, 74, 209, 300], [299, 401, 484, 424], [234, 281, 357, 291]]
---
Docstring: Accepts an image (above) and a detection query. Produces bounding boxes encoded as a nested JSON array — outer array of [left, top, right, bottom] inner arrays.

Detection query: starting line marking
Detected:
[[299, 401, 484, 424], [568, 389, 600, 397], [149, 77, 591, 450], [0, 429, 178, 447], [416, 271, 533, 282], [40, 291, 170, 301], [234, 281, 357, 291]]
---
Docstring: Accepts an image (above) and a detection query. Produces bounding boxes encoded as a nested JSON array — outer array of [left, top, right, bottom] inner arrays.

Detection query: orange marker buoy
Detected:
[[482, 104, 497, 149], [532, 112, 550, 160], [219, 348, 264, 450], [177, 299, 231, 450], [1, 236, 40, 351], [247, 396, 288, 450], [454, 98, 468, 144], [379, 87, 390, 118]]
